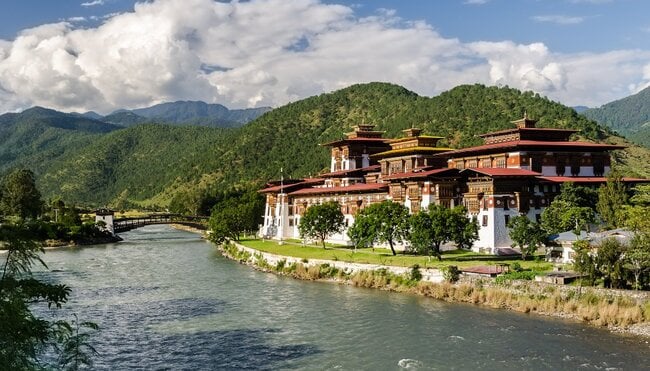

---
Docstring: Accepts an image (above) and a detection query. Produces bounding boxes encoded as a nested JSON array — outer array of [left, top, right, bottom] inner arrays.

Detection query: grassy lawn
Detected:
[[237, 239, 554, 271]]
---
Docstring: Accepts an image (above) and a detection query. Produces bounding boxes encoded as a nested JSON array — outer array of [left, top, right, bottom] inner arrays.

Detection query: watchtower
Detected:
[[95, 208, 115, 236]]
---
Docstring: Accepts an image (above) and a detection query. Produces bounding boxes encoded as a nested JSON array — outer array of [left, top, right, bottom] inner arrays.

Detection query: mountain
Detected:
[[572, 106, 590, 113], [0, 107, 122, 175], [109, 101, 272, 128], [103, 111, 149, 126], [582, 87, 650, 147], [29, 83, 650, 209]]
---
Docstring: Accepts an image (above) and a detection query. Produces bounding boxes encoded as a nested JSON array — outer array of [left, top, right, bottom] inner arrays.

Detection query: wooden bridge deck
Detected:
[[113, 214, 208, 233]]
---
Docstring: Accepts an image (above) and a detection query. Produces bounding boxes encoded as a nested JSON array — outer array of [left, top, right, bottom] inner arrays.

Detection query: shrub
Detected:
[[410, 264, 423, 282], [443, 265, 460, 283]]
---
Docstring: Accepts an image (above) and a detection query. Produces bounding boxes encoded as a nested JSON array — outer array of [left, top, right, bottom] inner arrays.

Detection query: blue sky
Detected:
[[1, 0, 649, 113]]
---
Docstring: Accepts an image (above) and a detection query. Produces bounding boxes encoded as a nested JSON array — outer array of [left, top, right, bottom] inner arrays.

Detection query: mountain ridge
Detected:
[[3, 82, 649, 211]]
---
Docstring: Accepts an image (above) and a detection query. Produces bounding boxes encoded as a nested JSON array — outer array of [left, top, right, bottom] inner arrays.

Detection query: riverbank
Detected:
[[218, 241, 650, 339]]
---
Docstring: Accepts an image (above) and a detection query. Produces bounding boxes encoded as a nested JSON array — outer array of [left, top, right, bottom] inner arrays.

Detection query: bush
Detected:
[[443, 265, 460, 283], [410, 264, 422, 282]]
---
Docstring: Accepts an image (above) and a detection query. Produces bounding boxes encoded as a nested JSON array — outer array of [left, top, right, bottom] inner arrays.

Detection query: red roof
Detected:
[[318, 165, 380, 178], [462, 168, 541, 177], [289, 183, 388, 196], [479, 127, 577, 137], [259, 178, 324, 193], [382, 168, 458, 181], [441, 140, 626, 156], [538, 176, 650, 183]]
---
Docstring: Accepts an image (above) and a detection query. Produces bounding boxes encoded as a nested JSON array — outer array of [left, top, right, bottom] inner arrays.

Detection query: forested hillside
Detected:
[[582, 86, 650, 147], [6, 83, 650, 210], [0, 107, 122, 175]]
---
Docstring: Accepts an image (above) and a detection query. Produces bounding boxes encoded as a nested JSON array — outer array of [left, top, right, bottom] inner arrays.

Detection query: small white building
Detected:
[[94, 208, 115, 236]]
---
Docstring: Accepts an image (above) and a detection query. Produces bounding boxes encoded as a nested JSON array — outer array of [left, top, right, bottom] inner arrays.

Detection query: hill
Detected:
[[30, 83, 650, 210], [0, 107, 122, 175], [38, 124, 232, 207], [105, 101, 271, 128], [582, 86, 650, 147]]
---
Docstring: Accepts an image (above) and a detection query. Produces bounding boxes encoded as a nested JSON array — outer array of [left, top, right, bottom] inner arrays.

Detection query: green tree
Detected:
[[208, 191, 264, 244], [407, 205, 475, 260], [594, 238, 626, 288], [624, 234, 650, 290], [352, 200, 409, 256], [0, 169, 43, 219], [597, 173, 628, 229], [0, 223, 97, 369], [449, 206, 479, 250], [298, 201, 345, 248], [555, 182, 598, 208], [541, 200, 595, 235], [572, 239, 596, 287], [346, 212, 376, 249], [507, 215, 546, 260]]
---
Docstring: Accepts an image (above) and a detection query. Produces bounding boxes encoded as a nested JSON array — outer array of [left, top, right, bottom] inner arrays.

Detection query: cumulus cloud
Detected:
[[0, 0, 649, 113], [532, 15, 585, 25], [81, 0, 104, 7]]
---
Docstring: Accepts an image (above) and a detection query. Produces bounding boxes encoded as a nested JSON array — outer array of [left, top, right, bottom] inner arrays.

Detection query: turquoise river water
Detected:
[[36, 225, 649, 370]]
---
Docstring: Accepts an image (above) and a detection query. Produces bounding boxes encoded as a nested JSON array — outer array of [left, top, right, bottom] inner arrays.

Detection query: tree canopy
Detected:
[[298, 202, 345, 248], [352, 201, 410, 256], [508, 215, 546, 260], [407, 205, 477, 260], [0, 169, 43, 219]]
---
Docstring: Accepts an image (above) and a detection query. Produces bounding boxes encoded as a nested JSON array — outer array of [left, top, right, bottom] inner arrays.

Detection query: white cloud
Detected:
[[0, 0, 649, 113], [81, 0, 104, 7], [67, 17, 87, 23], [532, 15, 585, 25]]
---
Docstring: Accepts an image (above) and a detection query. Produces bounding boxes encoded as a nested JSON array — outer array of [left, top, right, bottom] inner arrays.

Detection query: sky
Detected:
[[1, 0, 650, 114]]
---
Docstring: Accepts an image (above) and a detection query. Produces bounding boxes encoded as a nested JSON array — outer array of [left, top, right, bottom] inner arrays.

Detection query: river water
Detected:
[[38, 225, 649, 370]]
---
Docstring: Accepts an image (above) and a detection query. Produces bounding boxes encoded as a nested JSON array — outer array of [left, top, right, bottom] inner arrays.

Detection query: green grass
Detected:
[[238, 239, 553, 270]]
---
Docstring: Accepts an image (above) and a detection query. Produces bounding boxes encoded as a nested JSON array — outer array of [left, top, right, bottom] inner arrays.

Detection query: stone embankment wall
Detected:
[[232, 242, 445, 283]]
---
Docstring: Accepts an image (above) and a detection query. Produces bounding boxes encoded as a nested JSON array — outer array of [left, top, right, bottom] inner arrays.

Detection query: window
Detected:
[[504, 215, 510, 226], [503, 197, 509, 210], [495, 158, 506, 168], [482, 158, 492, 168], [531, 157, 542, 173], [482, 215, 488, 226], [555, 157, 566, 176]]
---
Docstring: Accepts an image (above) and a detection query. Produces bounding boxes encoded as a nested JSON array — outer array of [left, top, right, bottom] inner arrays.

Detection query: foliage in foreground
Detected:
[[0, 223, 98, 370]]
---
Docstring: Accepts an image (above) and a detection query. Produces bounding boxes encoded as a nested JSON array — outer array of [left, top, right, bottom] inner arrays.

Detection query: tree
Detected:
[[209, 191, 264, 244], [572, 239, 596, 287], [541, 200, 595, 235], [407, 205, 477, 260], [0, 169, 43, 219], [346, 212, 376, 249], [352, 200, 409, 256], [555, 182, 598, 208], [449, 206, 479, 250], [597, 173, 628, 229], [508, 215, 546, 260], [0, 223, 97, 369], [594, 238, 626, 289], [624, 234, 650, 290], [298, 202, 345, 248]]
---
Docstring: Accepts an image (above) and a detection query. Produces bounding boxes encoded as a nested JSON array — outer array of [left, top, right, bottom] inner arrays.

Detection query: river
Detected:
[[37, 225, 649, 370]]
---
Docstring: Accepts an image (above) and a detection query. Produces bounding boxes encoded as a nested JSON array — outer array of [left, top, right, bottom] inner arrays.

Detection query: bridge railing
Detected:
[[113, 214, 209, 233]]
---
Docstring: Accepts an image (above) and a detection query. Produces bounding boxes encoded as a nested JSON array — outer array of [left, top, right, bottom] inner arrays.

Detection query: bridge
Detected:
[[112, 214, 209, 234]]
